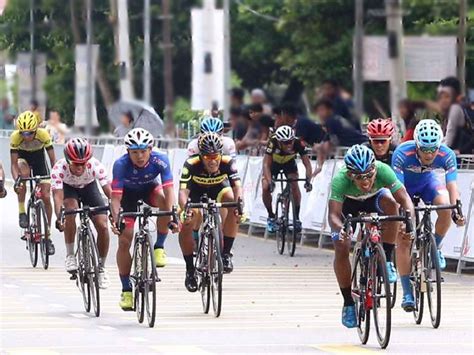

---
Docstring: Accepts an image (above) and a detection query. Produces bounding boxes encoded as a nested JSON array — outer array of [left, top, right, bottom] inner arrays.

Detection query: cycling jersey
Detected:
[[51, 157, 109, 190], [112, 151, 173, 194], [330, 161, 402, 203], [10, 128, 53, 152], [392, 141, 457, 187], [187, 136, 236, 157], [265, 135, 307, 164], [362, 141, 395, 165], [180, 155, 240, 202]]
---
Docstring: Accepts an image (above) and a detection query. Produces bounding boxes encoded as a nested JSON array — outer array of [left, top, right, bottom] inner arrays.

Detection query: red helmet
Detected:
[[64, 138, 92, 164], [367, 118, 394, 138]]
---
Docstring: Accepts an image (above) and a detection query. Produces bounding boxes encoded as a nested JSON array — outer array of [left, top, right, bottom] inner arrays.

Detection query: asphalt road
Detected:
[[0, 189, 473, 354]]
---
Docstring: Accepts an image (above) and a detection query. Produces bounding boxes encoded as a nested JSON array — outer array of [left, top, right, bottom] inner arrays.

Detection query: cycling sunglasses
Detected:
[[20, 131, 35, 137], [350, 169, 376, 181], [280, 140, 294, 146], [418, 146, 438, 154], [201, 153, 221, 161], [370, 138, 390, 145]]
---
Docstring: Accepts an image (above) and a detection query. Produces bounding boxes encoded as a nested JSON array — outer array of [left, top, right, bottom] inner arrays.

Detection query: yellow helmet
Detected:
[[17, 111, 39, 132]]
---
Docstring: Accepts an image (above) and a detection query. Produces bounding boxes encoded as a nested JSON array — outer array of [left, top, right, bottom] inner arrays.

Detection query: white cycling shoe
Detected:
[[65, 255, 78, 273], [98, 267, 110, 289]]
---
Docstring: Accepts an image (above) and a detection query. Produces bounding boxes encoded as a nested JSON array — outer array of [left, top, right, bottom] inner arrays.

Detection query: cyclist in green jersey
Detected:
[[328, 145, 414, 328]]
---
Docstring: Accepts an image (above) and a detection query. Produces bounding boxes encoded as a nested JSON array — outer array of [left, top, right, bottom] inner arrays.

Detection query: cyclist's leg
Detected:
[[218, 187, 237, 272], [16, 159, 31, 224], [39, 182, 52, 227], [32, 156, 53, 228], [376, 189, 399, 261], [63, 186, 79, 271], [147, 183, 171, 267], [286, 160, 301, 222], [261, 174, 273, 217]]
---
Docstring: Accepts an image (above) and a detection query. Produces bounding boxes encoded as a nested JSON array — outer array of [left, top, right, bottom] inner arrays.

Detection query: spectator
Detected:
[[30, 99, 43, 126], [44, 109, 69, 144], [250, 88, 272, 114], [235, 103, 271, 151], [114, 111, 134, 137], [229, 107, 248, 141], [230, 87, 245, 110], [319, 79, 360, 130], [0, 97, 16, 130], [399, 99, 418, 142]]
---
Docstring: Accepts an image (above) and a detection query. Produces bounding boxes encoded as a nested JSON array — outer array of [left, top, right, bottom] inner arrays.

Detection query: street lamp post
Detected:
[[85, 0, 93, 136], [29, 0, 36, 102]]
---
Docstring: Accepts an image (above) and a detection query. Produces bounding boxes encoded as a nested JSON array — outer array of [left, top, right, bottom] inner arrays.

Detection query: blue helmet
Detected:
[[344, 144, 375, 173], [200, 116, 224, 134], [414, 119, 443, 149]]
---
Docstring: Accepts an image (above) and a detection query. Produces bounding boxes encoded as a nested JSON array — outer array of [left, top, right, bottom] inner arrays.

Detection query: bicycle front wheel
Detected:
[[412, 240, 424, 324], [372, 243, 392, 349], [426, 234, 442, 328], [197, 232, 210, 314], [351, 243, 370, 345], [26, 202, 38, 267], [77, 232, 91, 313], [210, 215, 223, 317], [86, 229, 100, 317], [287, 191, 297, 257], [132, 238, 145, 324], [144, 234, 157, 328], [275, 194, 285, 255], [37, 201, 49, 270]]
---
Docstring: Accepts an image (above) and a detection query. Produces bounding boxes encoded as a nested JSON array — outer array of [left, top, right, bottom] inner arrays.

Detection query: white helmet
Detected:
[[124, 128, 154, 149], [275, 125, 295, 142]]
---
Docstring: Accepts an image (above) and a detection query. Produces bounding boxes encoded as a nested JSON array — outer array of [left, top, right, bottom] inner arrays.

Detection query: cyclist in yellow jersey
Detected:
[[10, 111, 56, 254]]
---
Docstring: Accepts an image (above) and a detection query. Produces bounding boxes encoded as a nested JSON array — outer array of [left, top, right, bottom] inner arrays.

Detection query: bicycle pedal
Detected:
[[69, 272, 78, 280], [156, 277, 162, 282]]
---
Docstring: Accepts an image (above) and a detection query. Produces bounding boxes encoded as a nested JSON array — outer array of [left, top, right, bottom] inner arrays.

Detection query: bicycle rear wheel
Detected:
[[197, 232, 210, 314], [86, 229, 100, 317], [351, 243, 370, 345], [77, 233, 91, 313], [287, 191, 297, 257], [372, 243, 392, 349], [426, 234, 441, 328], [37, 201, 49, 270], [144, 234, 157, 327], [275, 194, 285, 255], [210, 216, 223, 317], [26, 203, 38, 267], [412, 241, 424, 324], [132, 238, 145, 324]]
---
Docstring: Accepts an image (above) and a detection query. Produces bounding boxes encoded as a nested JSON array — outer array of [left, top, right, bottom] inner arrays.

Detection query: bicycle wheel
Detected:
[[275, 194, 285, 255], [412, 240, 424, 324], [77, 233, 91, 313], [26, 203, 38, 267], [426, 234, 442, 328], [132, 238, 145, 324], [144, 234, 157, 328], [37, 201, 49, 270], [389, 252, 397, 309], [210, 215, 223, 317], [197, 232, 210, 314], [372, 243, 392, 349], [287, 190, 297, 257], [351, 243, 370, 345], [86, 228, 100, 317]]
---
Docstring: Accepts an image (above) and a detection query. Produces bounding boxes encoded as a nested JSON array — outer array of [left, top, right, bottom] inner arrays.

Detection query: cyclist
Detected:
[[187, 116, 236, 157], [10, 111, 56, 255], [328, 145, 414, 328], [363, 118, 396, 165], [110, 128, 178, 310], [0, 161, 6, 198], [179, 133, 243, 292], [262, 125, 312, 234], [392, 119, 465, 311], [52, 138, 112, 288]]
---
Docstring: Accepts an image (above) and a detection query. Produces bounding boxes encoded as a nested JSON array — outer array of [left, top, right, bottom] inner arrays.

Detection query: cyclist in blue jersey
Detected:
[[392, 119, 465, 311], [110, 128, 178, 311]]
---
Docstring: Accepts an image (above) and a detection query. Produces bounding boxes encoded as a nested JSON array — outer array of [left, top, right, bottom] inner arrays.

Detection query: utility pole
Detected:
[[85, 0, 93, 136], [143, 0, 151, 104], [161, 0, 174, 134], [385, 0, 407, 132], [458, 0, 467, 96], [29, 0, 36, 101], [353, 0, 364, 118], [223, 0, 231, 121]]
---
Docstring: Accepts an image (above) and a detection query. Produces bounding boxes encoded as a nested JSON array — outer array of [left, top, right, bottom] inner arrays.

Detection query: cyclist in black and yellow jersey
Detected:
[[262, 125, 312, 234], [10, 111, 56, 254], [178, 133, 243, 292]]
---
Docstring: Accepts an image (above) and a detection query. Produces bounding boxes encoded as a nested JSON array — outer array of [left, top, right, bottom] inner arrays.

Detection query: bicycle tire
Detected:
[[144, 234, 157, 327], [77, 232, 91, 313], [412, 240, 424, 324], [37, 201, 49, 270], [287, 190, 297, 257], [372, 243, 392, 349], [197, 231, 210, 314], [132, 237, 145, 324], [210, 213, 223, 317], [351, 243, 370, 345], [426, 234, 442, 328], [86, 228, 100, 317], [26, 203, 38, 267], [275, 194, 285, 255]]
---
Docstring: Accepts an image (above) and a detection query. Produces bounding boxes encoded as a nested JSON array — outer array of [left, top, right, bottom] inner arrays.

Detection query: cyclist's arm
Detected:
[[101, 183, 112, 200], [178, 188, 190, 211], [10, 150, 20, 181], [111, 161, 125, 222], [301, 154, 312, 181], [446, 181, 460, 205], [328, 200, 344, 233], [46, 147, 56, 168], [392, 185, 415, 220], [444, 148, 459, 205], [162, 184, 175, 211], [52, 188, 64, 219], [110, 193, 122, 223]]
